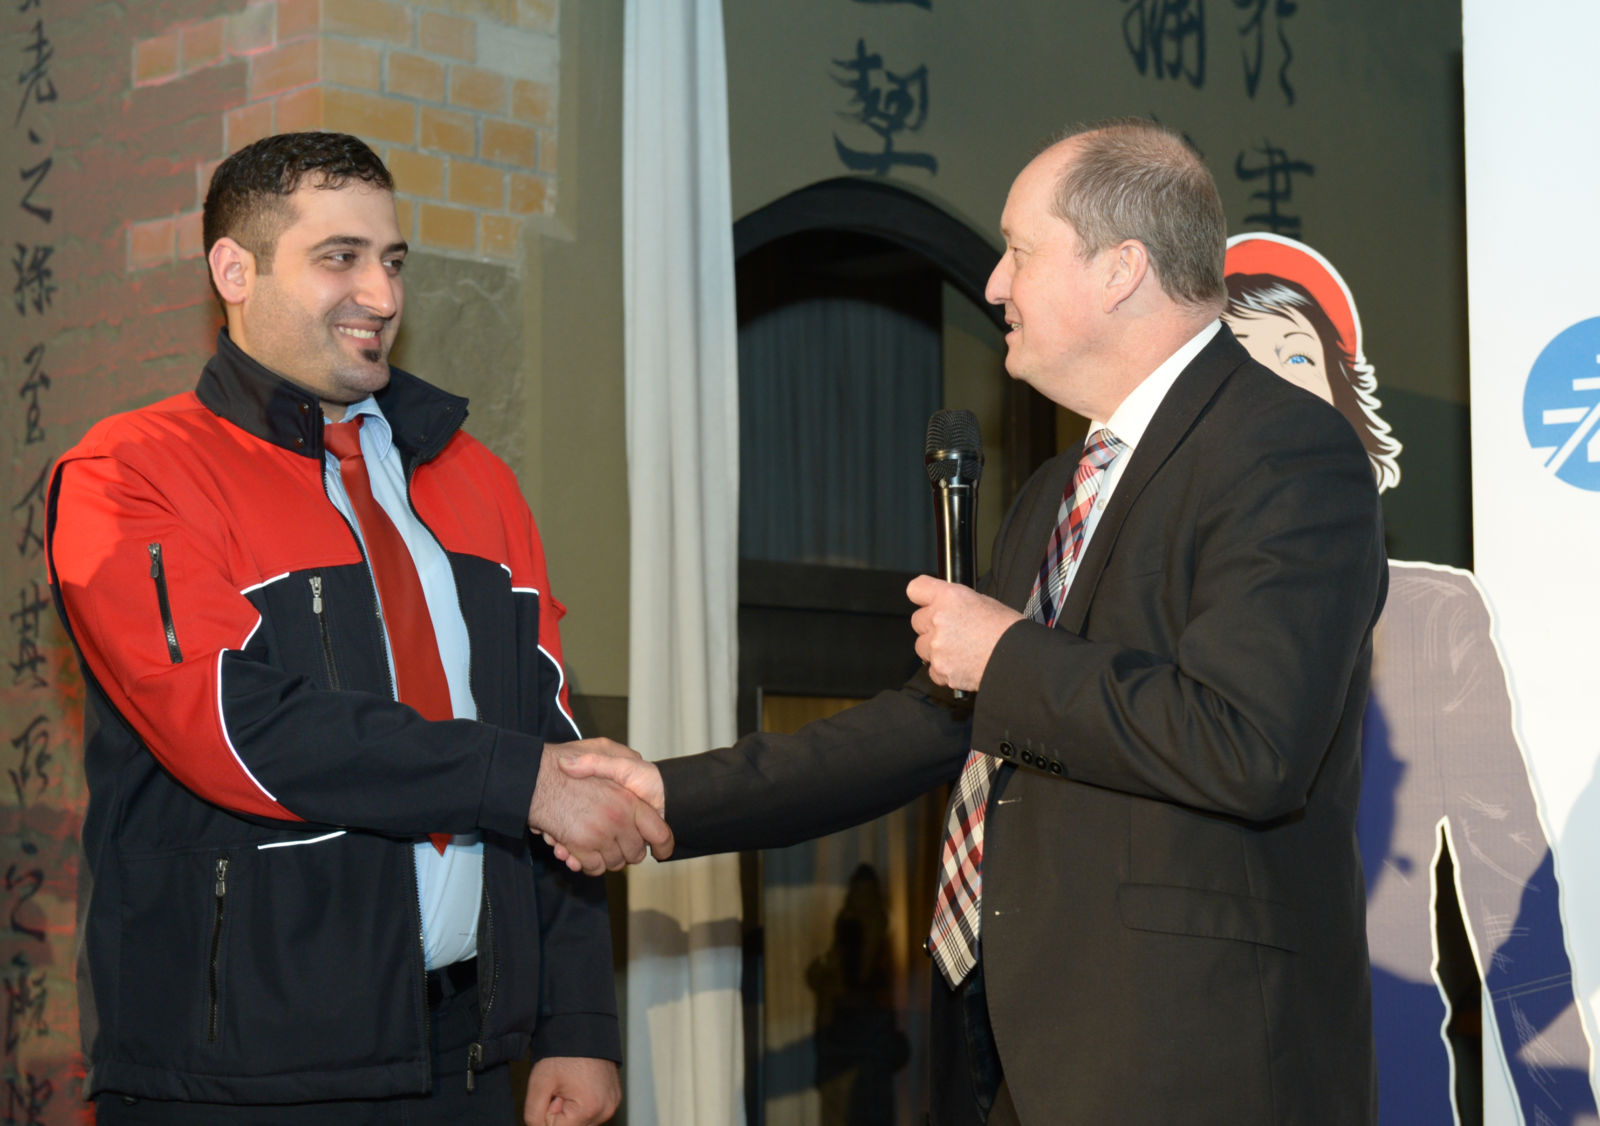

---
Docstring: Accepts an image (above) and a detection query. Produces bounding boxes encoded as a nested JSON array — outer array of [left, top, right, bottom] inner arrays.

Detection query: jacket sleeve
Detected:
[[47, 451, 541, 838], [466, 470, 622, 1060], [972, 396, 1387, 822]]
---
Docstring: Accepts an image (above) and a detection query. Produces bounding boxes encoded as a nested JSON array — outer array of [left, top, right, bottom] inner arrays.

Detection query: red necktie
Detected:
[[324, 417, 453, 855]]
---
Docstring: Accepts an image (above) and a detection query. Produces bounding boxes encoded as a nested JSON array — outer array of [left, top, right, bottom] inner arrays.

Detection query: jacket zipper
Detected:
[[309, 577, 341, 691], [397, 462, 494, 1092], [404, 464, 476, 718], [467, 863, 498, 1092], [410, 850, 432, 1072], [326, 426, 484, 1079], [148, 543, 183, 663], [207, 855, 229, 1042]]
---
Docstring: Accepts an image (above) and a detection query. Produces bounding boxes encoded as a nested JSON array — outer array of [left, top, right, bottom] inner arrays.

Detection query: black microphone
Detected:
[[925, 409, 983, 697]]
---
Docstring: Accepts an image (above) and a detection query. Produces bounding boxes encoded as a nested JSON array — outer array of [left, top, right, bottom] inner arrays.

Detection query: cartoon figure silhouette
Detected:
[[1225, 232, 1597, 1125]]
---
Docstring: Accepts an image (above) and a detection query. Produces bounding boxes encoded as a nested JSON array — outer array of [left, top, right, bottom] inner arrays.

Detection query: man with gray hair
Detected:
[[565, 118, 1385, 1124]]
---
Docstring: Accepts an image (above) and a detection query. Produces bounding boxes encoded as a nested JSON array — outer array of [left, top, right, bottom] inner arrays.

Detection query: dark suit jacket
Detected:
[[659, 326, 1386, 1125]]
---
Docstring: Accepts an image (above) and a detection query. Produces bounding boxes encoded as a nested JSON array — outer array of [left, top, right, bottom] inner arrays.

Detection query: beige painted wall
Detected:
[[517, 0, 631, 701], [399, 0, 631, 701]]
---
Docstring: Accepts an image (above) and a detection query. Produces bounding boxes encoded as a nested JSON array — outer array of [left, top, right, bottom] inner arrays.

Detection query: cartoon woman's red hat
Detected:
[[1224, 232, 1364, 365]]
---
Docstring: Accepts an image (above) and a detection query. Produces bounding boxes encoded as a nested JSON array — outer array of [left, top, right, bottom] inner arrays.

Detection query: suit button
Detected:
[[998, 740, 1015, 758], [1020, 750, 1034, 767], [1049, 762, 1063, 775]]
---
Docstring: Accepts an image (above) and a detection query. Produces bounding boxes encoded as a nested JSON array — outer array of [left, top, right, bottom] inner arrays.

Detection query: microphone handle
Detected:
[[931, 480, 978, 699]]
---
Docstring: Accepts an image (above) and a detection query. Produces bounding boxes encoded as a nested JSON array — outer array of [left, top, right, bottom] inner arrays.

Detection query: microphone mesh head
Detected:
[[925, 409, 984, 483]]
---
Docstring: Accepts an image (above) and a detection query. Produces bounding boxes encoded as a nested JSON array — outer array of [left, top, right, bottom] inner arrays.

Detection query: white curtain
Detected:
[[1463, 0, 1600, 1119], [622, 1, 745, 1123]]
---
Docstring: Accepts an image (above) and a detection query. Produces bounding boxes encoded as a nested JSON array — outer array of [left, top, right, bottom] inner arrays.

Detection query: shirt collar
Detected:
[[325, 396, 395, 459], [1097, 319, 1221, 450]]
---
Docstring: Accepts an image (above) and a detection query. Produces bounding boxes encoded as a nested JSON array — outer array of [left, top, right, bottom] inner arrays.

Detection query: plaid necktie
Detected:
[[927, 428, 1125, 988], [325, 418, 454, 855]]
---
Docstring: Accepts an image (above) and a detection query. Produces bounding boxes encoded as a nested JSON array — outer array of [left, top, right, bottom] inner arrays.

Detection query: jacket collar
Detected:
[[195, 329, 469, 465]]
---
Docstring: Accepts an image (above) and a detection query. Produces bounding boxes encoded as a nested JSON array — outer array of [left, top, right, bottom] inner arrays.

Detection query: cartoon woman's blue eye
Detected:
[[1286, 353, 1315, 366]]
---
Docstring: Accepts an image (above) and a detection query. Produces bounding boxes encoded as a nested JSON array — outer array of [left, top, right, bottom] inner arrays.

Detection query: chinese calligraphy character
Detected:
[[18, 148, 51, 224], [14, 19, 57, 125], [1235, 140, 1314, 237], [8, 716, 51, 807], [18, 345, 46, 445], [11, 465, 45, 559], [831, 39, 938, 176], [2, 856, 43, 944], [1, 953, 46, 1054], [1233, 0, 1296, 104], [2, 1071, 51, 1126], [9, 581, 49, 690], [10, 243, 54, 315], [1121, 0, 1206, 89]]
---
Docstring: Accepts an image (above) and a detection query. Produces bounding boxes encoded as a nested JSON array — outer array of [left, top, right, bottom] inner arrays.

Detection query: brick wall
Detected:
[[127, 0, 560, 271]]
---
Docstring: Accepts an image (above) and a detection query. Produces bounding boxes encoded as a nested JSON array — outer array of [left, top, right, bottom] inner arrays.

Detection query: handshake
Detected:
[[526, 738, 671, 875]]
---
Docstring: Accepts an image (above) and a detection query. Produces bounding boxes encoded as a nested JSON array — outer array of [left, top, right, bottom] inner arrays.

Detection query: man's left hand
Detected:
[[524, 1056, 621, 1125], [907, 575, 1023, 693]]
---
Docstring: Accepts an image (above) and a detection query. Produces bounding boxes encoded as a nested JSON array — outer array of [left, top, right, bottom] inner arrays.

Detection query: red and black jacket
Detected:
[[46, 330, 617, 1103]]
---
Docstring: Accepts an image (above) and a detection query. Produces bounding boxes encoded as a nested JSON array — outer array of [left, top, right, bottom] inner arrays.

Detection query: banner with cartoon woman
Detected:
[[1224, 233, 1597, 1124]]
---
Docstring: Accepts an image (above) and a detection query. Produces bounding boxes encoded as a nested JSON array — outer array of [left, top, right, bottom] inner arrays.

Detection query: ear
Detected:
[[1103, 240, 1150, 313], [208, 237, 256, 309]]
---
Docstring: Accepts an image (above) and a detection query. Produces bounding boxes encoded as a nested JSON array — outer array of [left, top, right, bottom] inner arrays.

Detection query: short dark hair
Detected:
[[203, 132, 393, 279], [1049, 118, 1226, 310]]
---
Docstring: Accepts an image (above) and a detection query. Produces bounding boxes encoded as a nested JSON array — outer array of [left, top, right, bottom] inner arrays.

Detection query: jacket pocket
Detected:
[[148, 543, 183, 663], [1117, 882, 1299, 952], [207, 854, 230, 1042], [118, 834, 424, 1082], [115, 847, 231, 1064]]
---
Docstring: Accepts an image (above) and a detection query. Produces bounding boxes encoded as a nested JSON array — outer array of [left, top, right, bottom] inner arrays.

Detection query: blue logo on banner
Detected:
[[1524, 316, 1600, 491]]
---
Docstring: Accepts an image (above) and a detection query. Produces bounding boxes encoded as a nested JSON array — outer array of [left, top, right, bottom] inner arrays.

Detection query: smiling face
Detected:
[[1227, 305, 1334, 404], [228, 181, 407, 415], [983, 145, 1117, 416]]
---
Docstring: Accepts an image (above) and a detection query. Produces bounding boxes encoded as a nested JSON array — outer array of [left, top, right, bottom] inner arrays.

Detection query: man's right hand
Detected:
[[527, 739, 673, 876], [542, 748, 667, 871]]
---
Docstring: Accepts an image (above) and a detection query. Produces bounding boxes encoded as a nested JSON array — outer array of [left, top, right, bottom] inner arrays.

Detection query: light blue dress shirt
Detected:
[[324, 396, 482, 971]]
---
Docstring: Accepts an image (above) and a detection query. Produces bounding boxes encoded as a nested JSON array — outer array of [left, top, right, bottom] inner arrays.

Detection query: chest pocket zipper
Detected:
[[147, 543, 182, 663], [310, 576, 341, 691]]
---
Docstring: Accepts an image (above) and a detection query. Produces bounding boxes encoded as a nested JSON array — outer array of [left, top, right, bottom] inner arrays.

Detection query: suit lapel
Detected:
[[1056, 327, 1250, 634]]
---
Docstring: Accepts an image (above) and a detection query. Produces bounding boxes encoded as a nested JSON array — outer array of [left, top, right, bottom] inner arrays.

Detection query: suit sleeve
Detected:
[[973, 396, 1386, 822], [659, 680, 971, 858], [47, 452, 541, 838], [656, 472, 1042, 857]]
